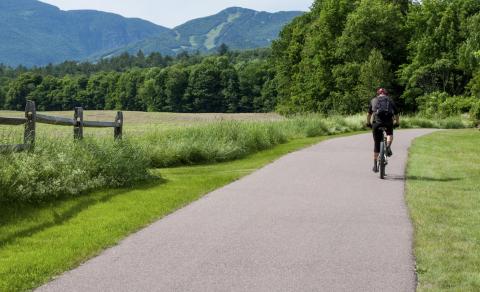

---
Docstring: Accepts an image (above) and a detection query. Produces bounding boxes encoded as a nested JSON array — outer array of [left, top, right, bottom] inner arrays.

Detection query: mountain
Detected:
[[0, 1, 303, 66], [103, 7, 304, 57], [0, 0, 174, 66]]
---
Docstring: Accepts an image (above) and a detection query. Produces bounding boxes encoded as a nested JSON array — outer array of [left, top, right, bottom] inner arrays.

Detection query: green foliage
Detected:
[[399, 0, 480, 109], [468, 71, 480, 98], [138, 114, 468, 168], [5, 72, 42, 110], [0, 113, 471, 203], [272, 0, 480, 115], [3, 0, 480, 115], [143, 122, 288, 167], [416, 91, 480, 121], [272, 0, 406, 114], [400, 115, 470, 129], [470, 100, 480, 124], [0, 139, 150, 203], [0, 52, 276, 113]]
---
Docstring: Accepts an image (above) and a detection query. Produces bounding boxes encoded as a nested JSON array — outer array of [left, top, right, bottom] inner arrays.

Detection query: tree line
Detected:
[[1, 0, 479, 116], [271, 0, 480, 115], [0, 48, 276, 112]]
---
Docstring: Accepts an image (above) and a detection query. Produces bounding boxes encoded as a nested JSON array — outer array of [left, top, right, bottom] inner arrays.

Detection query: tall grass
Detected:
[[0, 138, 151, 203], [0, 114, 473, 203], [139, 115, 366, 168], [400, 115, 472, 129], [138, 114, 472, 168]]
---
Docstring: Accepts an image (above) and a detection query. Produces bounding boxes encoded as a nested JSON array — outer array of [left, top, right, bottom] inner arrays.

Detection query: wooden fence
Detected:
[[0, 101, 123, 153]]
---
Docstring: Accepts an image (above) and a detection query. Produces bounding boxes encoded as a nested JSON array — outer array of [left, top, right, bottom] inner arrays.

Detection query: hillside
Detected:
[[0, 1, 303, 66], [0, 0, 174, 67], [91, 7, 303, 58]]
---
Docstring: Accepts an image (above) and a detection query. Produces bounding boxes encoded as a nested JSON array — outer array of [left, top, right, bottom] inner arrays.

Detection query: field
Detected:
[[406, 130, 480, 291], [0, 110, 474, 202], [0, 110, 477, 290], [1, 111, 374, 202], [0, 110, 283, 142]]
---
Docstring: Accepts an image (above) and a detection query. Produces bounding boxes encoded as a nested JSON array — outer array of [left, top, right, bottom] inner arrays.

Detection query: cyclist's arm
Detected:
[[390, 98, 399, 125], [367, 101, 373, 125], [394, 115, 400, 125]]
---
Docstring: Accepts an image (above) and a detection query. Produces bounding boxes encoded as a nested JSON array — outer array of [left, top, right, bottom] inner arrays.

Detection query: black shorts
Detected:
[[372, 122, 393, 153]]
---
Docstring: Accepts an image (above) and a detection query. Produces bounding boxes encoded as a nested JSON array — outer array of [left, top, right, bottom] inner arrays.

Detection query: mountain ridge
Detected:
[[98, 7, 303, 59], [0, 1, 303, 66]]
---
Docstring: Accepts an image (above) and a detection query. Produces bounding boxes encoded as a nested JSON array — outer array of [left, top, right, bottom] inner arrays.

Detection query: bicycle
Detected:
[[377, 127, 388, 179]]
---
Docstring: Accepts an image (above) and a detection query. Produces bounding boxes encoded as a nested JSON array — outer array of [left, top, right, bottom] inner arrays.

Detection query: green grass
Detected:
[[0, 114, 367, 203], [406, 129, 480, 291], [0, 133, 354, 291]]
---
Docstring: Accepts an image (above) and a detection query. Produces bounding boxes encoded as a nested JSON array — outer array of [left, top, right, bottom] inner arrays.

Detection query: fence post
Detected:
[[24, 100, 36, 150], [114, 111, 123, 140], [74, 107, 84, 140]]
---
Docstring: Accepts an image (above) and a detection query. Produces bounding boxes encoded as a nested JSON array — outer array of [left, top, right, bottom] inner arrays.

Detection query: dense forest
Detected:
[[0, 48, 276, 112], [271, 0, 480, 116], [1, 0, 479, 117]]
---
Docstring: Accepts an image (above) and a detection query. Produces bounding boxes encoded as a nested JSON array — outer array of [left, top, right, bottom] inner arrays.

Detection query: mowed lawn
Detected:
[[406, 129, 480, 291]]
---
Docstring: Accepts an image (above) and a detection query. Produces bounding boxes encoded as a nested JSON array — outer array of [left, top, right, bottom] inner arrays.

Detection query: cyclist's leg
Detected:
[[385, 124, 394, 156], [384, 120, 394, 145]]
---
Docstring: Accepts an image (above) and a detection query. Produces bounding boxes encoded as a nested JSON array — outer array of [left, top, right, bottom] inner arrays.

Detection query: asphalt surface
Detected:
[[38, 129, 435, 292]]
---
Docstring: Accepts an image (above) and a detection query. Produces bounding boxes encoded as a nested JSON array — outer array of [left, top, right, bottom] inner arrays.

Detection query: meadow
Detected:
[[0, 110, 474, 203], [0, 110, 477, 290]]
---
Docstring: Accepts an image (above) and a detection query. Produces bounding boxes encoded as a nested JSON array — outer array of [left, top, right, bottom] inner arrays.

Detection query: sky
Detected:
[[40, 0, 313, 28]]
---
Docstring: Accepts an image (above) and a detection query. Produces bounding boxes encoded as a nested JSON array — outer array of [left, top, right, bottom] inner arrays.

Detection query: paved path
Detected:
[[38, 130, 435, 292]]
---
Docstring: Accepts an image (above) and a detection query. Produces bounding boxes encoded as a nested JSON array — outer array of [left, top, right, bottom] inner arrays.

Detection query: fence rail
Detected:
[[0, 117, 27, 125], [0, 101, 123, 154]]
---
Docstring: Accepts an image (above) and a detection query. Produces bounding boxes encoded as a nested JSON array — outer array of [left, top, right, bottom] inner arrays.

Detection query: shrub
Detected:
[[470, 100, 480, 125], [417, 92, 480, 120], [0, 139, 151, 203]]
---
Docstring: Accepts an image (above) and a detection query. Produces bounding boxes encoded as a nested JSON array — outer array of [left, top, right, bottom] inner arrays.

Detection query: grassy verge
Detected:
[[0, 115, 367, 203], [0, 133, 354, 291], [406, 129, 480, 291]]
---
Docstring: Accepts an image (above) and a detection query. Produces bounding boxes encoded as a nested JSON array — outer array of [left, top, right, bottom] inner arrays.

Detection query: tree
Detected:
[[184, 57, 238, 112], [273, 0, 357, 113], [399, 0, 480, 110], [164, 66, 189, 112], [357, 49, 394, 106], [5, 73, 43, 110], [217, 43, 230, 56], [111, 69, 146, 110], [138, 68, 167, 112]]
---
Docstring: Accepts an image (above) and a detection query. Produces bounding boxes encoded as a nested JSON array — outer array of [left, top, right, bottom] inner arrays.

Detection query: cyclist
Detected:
[[366, 88, 399, 173]]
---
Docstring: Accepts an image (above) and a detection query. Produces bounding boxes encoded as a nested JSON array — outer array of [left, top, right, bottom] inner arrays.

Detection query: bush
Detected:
[[0, 139, 151, 203], [417, 92, 480, 120], [470, 100, 480, 125]]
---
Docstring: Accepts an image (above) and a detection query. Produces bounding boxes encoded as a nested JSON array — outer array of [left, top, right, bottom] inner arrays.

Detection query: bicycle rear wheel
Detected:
[[379, 142, 386, 179]]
